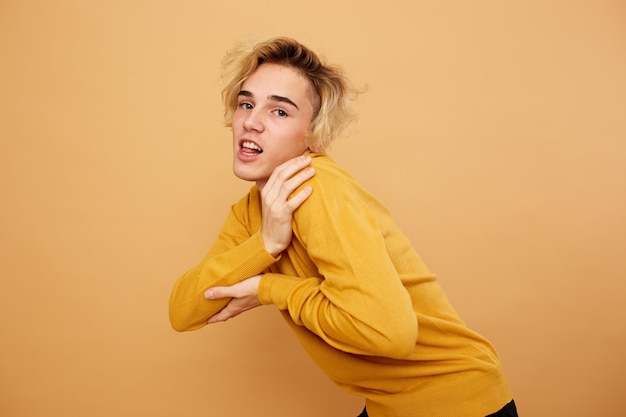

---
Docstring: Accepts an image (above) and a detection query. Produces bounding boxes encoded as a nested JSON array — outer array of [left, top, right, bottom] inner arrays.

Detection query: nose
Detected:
[[243, 109, 264, 132]]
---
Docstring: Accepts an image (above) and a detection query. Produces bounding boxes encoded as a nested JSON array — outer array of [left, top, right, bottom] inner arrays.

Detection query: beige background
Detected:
[[1, 1, 625, 416]]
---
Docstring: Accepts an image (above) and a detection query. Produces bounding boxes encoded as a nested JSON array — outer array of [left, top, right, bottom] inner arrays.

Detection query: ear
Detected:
[[308, 144, 323, 153], [304, 132, 322, 153]]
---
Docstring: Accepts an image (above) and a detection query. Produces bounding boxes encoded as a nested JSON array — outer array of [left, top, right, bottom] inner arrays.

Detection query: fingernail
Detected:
[[205, 289, 214, 299]]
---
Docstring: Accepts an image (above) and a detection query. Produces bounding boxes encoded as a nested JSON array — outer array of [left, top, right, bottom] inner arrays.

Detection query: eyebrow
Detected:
[[238, 90, 300, 110]]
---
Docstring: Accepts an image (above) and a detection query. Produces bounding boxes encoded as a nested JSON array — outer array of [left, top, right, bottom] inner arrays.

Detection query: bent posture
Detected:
[[169, 37, 517, 417]]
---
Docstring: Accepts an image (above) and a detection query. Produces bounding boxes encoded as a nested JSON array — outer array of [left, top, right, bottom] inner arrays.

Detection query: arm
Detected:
[[258, 169, 418, 359], [168, 200, 278, 332], [169, 156, 315, 331]]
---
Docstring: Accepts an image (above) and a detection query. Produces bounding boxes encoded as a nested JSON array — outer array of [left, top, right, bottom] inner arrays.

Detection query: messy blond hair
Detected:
[[221, 37, 360, 152]]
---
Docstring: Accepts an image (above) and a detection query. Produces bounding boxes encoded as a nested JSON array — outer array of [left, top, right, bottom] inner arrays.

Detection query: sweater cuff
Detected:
[[211, 231, 281, 286], [258, 273, 302, 309], [247, 231, 281, 269]]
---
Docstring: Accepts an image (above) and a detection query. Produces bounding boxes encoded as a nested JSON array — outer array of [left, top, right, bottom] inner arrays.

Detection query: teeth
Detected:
[[242, 141, 262, 152]]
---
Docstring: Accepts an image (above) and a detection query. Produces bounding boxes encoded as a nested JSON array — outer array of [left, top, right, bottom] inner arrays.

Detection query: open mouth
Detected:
[[241, 140, 263, 155]]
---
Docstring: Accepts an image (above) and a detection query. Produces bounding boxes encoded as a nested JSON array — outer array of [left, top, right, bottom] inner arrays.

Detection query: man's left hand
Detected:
[[204, 275, 263, 324]]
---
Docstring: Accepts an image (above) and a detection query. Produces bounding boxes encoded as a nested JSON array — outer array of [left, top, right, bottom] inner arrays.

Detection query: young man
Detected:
[[169, 37, 518, 417]]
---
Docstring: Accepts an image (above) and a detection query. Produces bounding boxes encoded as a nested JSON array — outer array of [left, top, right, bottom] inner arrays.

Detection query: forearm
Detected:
[[169, 231, 277, 332], [258, 270, 417, 359], [259, 166, 420, 357]]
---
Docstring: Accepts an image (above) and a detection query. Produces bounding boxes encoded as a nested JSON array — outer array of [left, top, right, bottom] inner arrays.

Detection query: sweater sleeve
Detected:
[[169, 195, 278, 332], [257, 166, 418, 359]]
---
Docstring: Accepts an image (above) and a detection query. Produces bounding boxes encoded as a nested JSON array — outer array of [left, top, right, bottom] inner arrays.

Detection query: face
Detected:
[[231, 63, 315, 190]]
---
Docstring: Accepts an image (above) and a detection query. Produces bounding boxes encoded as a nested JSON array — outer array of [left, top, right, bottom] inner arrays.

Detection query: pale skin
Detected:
[[204, 64, 317, 324]]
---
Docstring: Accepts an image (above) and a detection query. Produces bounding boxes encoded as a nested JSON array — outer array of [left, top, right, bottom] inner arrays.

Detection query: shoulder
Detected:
[[304, 153, 392, 217], [293, 154, 390, 240], [308, 153, 358, 191], [299, 153, 376, 213]]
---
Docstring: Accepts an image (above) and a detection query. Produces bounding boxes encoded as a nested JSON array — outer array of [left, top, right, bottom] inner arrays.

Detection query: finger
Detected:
[[286, 185, 313, 211], [207, 307, 233, 324], [275, 155, 312, 177], [273, 166, 316, 205], [207, 312, 224, 324], [263, 156, 312, 198], [287, 166, 316, 189], [204, 286, 234, 300], [207, 298, 251, 324]]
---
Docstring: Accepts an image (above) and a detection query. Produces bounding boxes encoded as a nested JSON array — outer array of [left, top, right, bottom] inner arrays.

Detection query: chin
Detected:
[[232, 166, 260, 183]]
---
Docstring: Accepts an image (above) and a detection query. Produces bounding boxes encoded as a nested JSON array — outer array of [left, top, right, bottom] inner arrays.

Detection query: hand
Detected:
[[260, 155, 315, 257], [204, 275, 263, 324]]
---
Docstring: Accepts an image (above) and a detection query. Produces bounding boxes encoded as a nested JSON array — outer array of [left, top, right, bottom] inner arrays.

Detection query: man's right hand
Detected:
[[259, 155, 316, 257]]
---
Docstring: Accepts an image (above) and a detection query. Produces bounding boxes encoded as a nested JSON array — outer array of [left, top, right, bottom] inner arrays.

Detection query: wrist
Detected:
[[260, 231, 282, 258]]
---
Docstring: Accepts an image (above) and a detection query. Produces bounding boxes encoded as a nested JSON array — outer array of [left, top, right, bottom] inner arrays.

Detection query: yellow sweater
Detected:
[[169, 154, 513, 417]]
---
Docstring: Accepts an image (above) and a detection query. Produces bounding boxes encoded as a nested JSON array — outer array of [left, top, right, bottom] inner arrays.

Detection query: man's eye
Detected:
[[238, 102, 253, 110], [275, 109, 287, 117]]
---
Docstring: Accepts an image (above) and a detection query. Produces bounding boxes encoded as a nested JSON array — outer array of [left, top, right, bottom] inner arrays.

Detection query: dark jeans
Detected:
[[356, 399, 518, 417], [486, 400, 518, 417]]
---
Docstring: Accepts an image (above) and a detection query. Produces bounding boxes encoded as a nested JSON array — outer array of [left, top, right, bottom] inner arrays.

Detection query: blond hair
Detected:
[[221, 37, 360, 152]]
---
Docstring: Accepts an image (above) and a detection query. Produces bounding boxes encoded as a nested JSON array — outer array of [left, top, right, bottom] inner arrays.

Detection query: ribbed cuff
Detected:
[[258, 273, 303, 309], [223, 231, 280, 284]]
